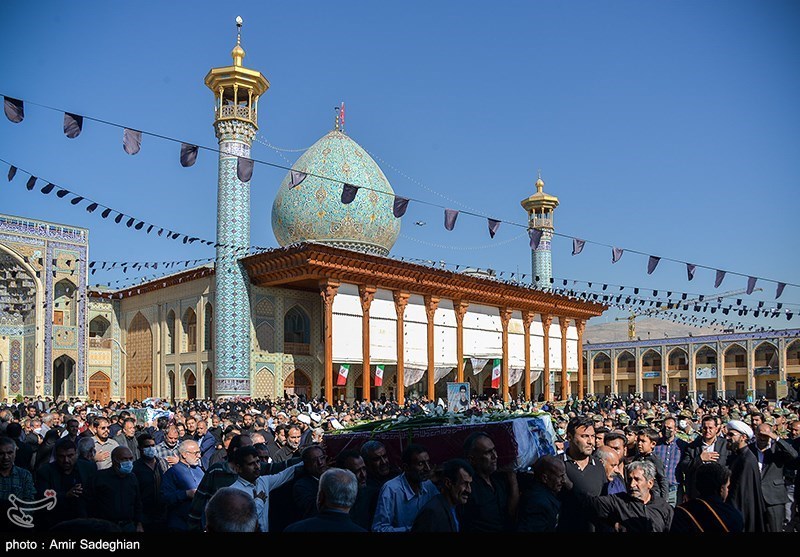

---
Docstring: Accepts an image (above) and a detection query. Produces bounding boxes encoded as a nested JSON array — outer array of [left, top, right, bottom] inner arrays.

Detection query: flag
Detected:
[[180, 143, 198, 167], [123, 128, 142, 155], [393, 196, 409, 217], [4, 97, 24, 123], [337, 363, 350, 386], [686, 263, 696, 281], [714, 270, 726, 288], [529, 228, 543, 250], [341, 183, 358, 204], [487, 218, 501, 238], [444, 209, 458, 231], [237, 156, 254, 182], [64, 112, 83, 139], [746, 276, 757, 295], [776, 282, 786, 299], [374, 364, 384, 387], [491, 359, 501, 389], [572, 238, 585, 256], [612, 247, 624, 263], [647, 256, 660, 274], [289, 170, 307, 189]]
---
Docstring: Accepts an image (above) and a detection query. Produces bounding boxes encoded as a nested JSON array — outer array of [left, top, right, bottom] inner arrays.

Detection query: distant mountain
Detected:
[[584, 317, 723, 344]]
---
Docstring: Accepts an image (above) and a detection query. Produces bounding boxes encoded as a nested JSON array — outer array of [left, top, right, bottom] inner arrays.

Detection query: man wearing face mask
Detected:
[[133, 434, 166, 532], [87, 446, 143, 532], [653, 417, 687, 507], [160, 440, 205, 531]]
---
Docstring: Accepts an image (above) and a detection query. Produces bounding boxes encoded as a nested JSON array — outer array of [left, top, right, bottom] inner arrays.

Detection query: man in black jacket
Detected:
[[569, 459, 674, 532], [517, 455, 565, 532], [677, 414, 728, 502], [751, 422, 797, 532], [284, 468, 365, 532], [412, 458, 474, 532], [34, 439, 89, 529]]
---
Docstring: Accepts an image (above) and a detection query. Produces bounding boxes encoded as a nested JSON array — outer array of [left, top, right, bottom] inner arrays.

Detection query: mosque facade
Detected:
[[0, 24, 610, 405]]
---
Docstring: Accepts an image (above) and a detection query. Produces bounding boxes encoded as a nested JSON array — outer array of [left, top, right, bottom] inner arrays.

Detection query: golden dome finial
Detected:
[[535, 169, 545, 192], [231, 16, 245, 66]]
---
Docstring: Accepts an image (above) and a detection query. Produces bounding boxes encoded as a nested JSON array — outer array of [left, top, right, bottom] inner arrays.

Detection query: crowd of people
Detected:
[[0, 391, 798, 533]]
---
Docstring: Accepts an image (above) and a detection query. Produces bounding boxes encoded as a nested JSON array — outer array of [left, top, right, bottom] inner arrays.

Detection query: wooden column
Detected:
[[717, 341, 726, 399], [359, 285, 376, 402], [522, 311, 534, 402], [500, 308, 513, 403], [393, 291, 410, 405], [560, 317, 570, 401], [542, 314, 552, 401], [576, 319, 585, 399], [319, 280, 340, 405], [455, 300, 469, 383], [424, 295, 440, 401]]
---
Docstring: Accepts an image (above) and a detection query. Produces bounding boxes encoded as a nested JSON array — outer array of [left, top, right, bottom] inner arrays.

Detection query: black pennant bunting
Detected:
[[529, 229, 543, 250], [101, 208, 112, 219], [289, 170, 307, 189], [126, 217, 135, 228], [115, 214, 124, 224], [686, 263, 696, 281], [746, 276, 757, 295], [444, 209, 459, 231], [123, 128, 142, 155], [70, 196, 84, 205], [179, 143, 198, 167], [488, 218, 501, 238], [86, 203, 98, 213], [612, 247, 624, 263], [393, 196, 409, 218], [647, 256, 660, 275], [7, 166, 17, 181], [776, 283, 786, 299], [236, 157, 254, 182], [39, 183, 55, 194], [572, 238, 585, 256], [341, 183, 358, 204], [26, 176, 36, 190], [4, 97, 24, 123], [63, 112, 83, 139]]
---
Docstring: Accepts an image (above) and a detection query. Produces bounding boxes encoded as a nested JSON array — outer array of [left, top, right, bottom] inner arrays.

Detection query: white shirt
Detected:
[[230, 463, 301, 532]]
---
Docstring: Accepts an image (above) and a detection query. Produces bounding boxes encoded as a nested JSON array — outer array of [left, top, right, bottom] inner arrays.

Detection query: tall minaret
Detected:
[[520, 172, 559, 289], [204, 17, 269, 397]]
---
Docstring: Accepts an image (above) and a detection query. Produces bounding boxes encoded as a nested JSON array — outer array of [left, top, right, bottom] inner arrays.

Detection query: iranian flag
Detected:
[[374, 364, 384, 387], [337, 364, 350, 386], [491, 359, 501, 389]]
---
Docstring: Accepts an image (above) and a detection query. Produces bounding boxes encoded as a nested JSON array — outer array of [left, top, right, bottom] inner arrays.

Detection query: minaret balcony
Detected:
[[531, 217, 553, 229], [217, 104, 256, 124]]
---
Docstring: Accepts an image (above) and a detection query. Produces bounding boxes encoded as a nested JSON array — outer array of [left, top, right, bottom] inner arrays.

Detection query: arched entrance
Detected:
[[694, 345, 718, 401], [184, 370, 197, 400], [126, 312, 153, 402], [754, 341, 779, 399], [723, 343, 747, 399], [284, 369, 311, 399], [616, 350, 636, 396], [592, 352, 611, 396], [89, 371, 110, 405], [0, 245, 41, 396], [641, 349, 662, 400], [667, 347, 689, 399], [53, 355, 76, 401]]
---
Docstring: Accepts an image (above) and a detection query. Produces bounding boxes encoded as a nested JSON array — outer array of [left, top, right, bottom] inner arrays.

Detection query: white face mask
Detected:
[[678, 420, 688, 430]]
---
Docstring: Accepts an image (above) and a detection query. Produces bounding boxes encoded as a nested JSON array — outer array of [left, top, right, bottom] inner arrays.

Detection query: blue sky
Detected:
[[1, 1, 798, 330]]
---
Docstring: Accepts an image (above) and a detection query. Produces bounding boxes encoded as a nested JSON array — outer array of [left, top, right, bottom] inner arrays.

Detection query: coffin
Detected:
[[323, 414, 556, 470]]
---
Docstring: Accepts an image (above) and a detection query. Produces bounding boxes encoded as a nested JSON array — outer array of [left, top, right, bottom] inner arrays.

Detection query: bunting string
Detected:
[[2, 94, 797, 298]]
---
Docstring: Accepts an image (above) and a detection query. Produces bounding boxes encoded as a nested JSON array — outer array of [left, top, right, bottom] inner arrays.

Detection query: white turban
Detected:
[[726, 419, 753, 439]]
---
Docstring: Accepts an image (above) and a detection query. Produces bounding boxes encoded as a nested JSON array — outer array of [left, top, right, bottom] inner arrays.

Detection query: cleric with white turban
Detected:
[[726, 419, 753, 440]]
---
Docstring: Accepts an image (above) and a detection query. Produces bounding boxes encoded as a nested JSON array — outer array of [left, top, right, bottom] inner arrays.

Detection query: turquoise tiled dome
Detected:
[[271, 130, 401, 256]]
